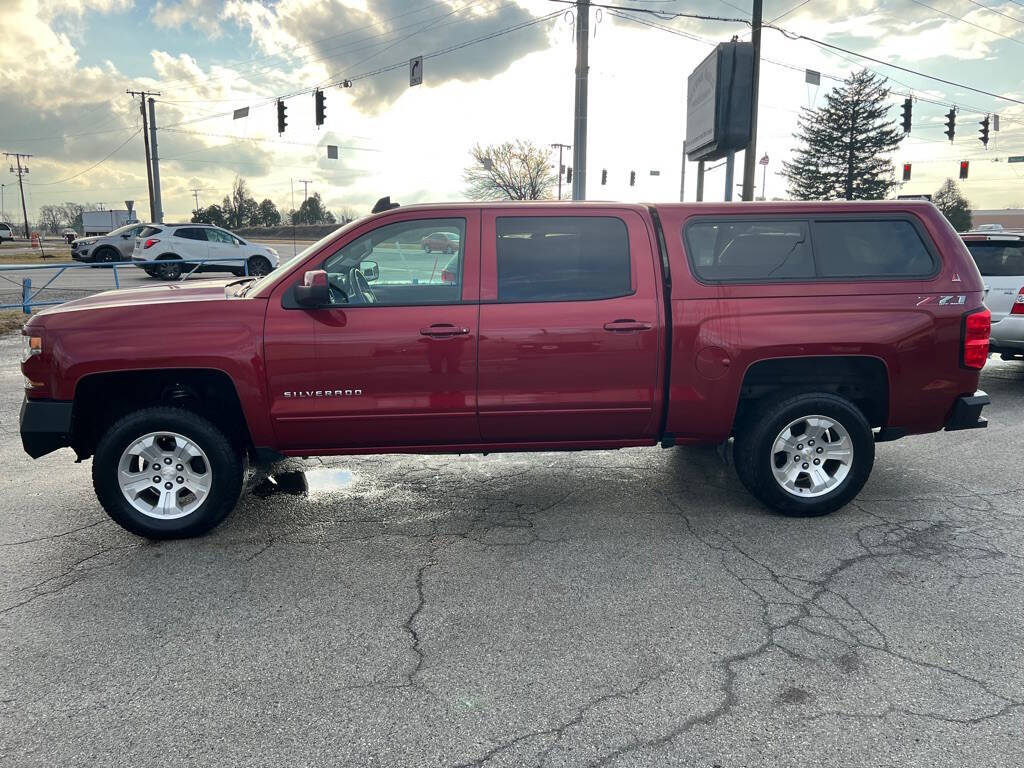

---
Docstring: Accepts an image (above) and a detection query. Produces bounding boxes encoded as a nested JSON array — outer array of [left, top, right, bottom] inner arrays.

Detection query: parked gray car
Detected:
[[71, 222, 145, 263]]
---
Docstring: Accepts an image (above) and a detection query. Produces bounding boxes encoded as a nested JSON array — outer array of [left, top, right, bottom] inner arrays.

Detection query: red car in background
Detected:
[[421, 231, 460, 253]]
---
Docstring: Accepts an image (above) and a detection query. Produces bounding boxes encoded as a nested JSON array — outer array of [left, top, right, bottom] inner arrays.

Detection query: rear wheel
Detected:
[[156, 260, 182, 280], [734, 392, 874, 517], [424, 245, 432, 253], [92, 407, 244, 539]]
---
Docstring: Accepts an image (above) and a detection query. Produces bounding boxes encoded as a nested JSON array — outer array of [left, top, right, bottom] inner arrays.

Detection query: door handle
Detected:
[[603, 319, 652, 332], [420, 324, 470, 338]]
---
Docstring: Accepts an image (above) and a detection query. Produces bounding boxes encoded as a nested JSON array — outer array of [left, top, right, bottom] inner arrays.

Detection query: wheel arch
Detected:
[[71, 368, 253, 460], [733, 355, 890, 433]]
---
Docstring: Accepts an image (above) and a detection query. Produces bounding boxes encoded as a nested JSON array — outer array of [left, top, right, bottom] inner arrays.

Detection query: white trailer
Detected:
[[82, 210, 137, 236]]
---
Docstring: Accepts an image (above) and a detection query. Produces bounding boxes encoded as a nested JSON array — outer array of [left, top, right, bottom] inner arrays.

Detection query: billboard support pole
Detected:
[[696, 161, 705, 202], [724, 151, 735, 201]]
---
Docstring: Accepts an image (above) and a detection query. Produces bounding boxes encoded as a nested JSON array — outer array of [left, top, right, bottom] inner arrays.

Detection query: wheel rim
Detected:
[[160, 263, 181, 279], [117, 431, 213, 519], [770, 415, 853, 498], [250, 258, 270, 276]]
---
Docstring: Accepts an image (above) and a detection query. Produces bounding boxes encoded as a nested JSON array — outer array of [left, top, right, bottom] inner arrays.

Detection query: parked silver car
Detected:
[[71, 222, 145, 263]]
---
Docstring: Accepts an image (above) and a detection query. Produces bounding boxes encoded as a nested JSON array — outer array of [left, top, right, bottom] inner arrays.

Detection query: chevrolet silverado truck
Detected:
[[20, 200, 991, 539]]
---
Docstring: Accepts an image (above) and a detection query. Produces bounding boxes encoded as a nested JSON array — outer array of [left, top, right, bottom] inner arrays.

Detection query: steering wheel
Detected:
[[347, 266, 376, 304]]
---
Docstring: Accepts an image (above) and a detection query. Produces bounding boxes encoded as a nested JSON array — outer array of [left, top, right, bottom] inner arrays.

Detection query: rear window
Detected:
[[684, 220, 813, 281], [683, 216, 936, 282], [495, 216, 631, 302], [812, 219, 935, 278], [139, 226, 163, 238], [965, 241, 1024, 276]]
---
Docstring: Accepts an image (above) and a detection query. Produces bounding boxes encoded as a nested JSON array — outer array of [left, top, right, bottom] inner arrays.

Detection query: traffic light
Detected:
[[901, 98, 912, 134], [902, 163, 911, 182], [629, 170, 636, 187], [314, 89, 326, 127], [944, 108, 956, 142], [601, 169, 607, 185], [277, 99, 287, 134], [566, 166, 573, 184], [959, 160, 969, 180], [979, 115, 990, 148]]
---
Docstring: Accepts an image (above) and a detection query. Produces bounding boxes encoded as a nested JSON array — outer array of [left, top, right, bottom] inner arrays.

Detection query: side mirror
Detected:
[[360, 260, 379, 282], [294, 270, 329, 307]]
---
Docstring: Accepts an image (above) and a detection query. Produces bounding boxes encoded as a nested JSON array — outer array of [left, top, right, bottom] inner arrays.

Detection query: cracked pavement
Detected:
[[1, 331, 1023, 767]]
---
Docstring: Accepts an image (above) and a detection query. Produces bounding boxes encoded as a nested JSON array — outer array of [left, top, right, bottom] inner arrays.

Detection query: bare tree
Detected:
[[464, 140, 556, 200], [38, 205, 64, 234]]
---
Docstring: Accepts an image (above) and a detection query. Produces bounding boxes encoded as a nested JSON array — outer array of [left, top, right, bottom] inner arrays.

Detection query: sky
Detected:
[[2, 0, 1024, 225]]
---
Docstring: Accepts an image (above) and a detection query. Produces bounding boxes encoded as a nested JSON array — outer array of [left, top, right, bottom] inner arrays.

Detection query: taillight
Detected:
[[143, 238, 160, 249], [440, 269, 456, 284], [962, 307, 991, 369], [1011, 288, 1024, 315]]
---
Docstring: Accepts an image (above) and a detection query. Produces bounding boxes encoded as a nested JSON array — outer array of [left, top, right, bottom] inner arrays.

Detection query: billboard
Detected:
[[685, 42, 755, 162]]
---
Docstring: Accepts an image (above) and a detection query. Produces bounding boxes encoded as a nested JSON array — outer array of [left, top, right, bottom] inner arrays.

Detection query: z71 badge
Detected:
[[916, 295, 966, 306], [283, 389, 362, 398]]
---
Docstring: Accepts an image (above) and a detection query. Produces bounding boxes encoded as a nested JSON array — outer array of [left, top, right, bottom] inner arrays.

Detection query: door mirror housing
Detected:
[[294, 270, 330, 307], [360, 260, 379, 282]]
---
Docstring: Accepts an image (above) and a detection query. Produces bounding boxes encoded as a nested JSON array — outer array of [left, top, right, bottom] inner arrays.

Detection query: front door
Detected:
[[206, 228, 242, 269], [264, 211, 480, 451], [476, 210, 663, 442]]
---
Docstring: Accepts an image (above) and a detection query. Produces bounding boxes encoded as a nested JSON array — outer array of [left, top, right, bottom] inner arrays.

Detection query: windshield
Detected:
[[108, 223, 138, 237], [247, 221, 357, 297]]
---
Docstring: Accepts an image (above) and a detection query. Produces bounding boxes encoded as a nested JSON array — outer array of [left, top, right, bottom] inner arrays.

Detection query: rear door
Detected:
[[477, 209, 663, 442], [172, 227, 211, 263], [964, 236, 1024, 320]]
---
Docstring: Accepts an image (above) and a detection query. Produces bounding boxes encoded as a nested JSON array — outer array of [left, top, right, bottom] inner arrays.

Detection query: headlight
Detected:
[[22, 334, 42, 361]]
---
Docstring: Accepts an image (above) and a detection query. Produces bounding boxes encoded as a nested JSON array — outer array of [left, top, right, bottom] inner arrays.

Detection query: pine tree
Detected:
[[933, 178, 973, 232], [783, 70, 904, 200]]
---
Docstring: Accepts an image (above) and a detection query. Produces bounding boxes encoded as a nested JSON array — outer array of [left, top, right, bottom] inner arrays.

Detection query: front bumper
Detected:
[[945, 390, 989, 431], [71, 250, 92, 263], [20, 398, 73, 458]]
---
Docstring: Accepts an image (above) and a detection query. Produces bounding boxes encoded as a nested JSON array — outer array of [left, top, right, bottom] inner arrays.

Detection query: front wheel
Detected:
[[247, 256, 272, 277], [92, 407, 244, 539], [734, 392, 874, 517]]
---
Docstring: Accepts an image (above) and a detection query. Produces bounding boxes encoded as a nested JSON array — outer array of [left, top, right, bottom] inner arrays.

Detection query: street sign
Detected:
[[649, 170, 661, 176], [327, 145, 338, 160], [232, 107, 249, 120], [805, 69, 820, 86], [409, 56, 423, 87], [1008, 156, 1024, 164], [759, 154, 769, 165]]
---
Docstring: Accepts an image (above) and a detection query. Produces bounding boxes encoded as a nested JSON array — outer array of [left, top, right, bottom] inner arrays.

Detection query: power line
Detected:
[[906, 0, 1024, 47], [962, 0, 1024, 26], [23, 131, 141, 186], [161, 127, 381, 152]]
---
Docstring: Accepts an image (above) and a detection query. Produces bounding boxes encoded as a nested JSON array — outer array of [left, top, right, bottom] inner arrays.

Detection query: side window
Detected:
[[208, 229, 235, 244], [175, 228, 208, 241], [684, 220, 813, 281], [812, 219, 935, 278], [139, 226, 164, 238], [495, 216, 631, 302], [322, 218, 465, 306]]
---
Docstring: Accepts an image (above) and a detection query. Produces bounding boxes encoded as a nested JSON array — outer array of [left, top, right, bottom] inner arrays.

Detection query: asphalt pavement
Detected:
[[1, 330, 1023, 767]]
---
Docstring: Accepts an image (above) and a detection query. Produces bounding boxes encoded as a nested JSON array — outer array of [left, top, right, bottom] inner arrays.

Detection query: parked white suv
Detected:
[[132, 224, 279, 280], [0, 222, 14, 242], [962, 230, 1024, 359]]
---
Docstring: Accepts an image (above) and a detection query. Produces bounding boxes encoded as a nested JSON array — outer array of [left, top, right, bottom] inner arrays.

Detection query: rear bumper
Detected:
[[989, 316, 1024, 352], [944, 390, 989, 431], [20, 398, 73, 458]]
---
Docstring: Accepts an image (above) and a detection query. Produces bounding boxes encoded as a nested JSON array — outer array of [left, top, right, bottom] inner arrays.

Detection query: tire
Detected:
[[733, 392, 874, 517], [247, 256, 272, 277], [156, 260, 182, 280], [424, 245, 431, 253], [92, 406, 244, 539], [143, 267, 158, 278]]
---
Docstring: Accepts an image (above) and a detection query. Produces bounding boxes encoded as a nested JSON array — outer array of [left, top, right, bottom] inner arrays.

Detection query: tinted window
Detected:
[[139, 226, 163, 238], [175, 228, 209, 241], [813, 219, 935, 278], [207, 229, 237, 244], [684, 220, 813, 281], [496, 216, 631, 302], [966, 241, 1024, 276], [322, 218, 465, 306]]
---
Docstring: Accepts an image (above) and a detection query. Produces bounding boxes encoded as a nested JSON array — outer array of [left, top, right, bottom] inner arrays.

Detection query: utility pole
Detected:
[[127, 90, 159, 221], [551, 143, 571, 200], [571, 0, 590, 200], [148, 97, 163, 223], [3, 152, 32, 239], [1, 183, 5, 222], [298, 179, 312, 202], [740, 0, 762, 201], [190, 188, 202, 212], [679, 148, 686, 202]]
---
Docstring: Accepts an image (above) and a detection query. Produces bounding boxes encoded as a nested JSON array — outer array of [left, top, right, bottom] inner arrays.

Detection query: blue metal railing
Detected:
[[0, 258, 253, 314]]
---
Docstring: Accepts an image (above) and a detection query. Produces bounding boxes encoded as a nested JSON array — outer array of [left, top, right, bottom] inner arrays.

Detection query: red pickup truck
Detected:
[[20, 200, 990, 539]]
